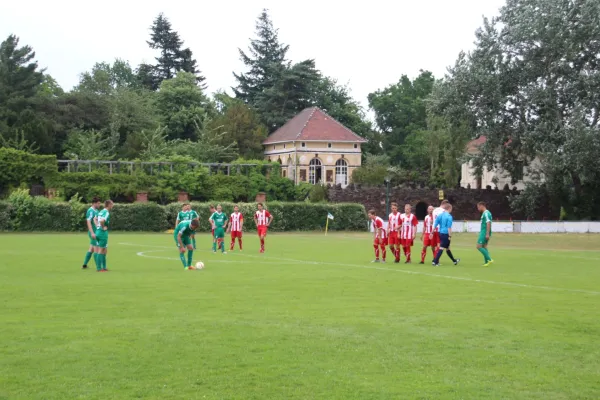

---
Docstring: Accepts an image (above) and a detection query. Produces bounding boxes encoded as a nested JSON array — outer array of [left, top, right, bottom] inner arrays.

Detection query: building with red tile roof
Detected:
[[263, 107, 367, 187]]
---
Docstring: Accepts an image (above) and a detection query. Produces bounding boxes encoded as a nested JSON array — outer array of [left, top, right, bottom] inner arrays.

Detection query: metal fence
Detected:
[[57, 160, 271, 175]]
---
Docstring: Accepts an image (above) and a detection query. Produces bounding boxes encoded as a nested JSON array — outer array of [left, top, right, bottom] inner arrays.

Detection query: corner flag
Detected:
[[325, 212, 334, 235]]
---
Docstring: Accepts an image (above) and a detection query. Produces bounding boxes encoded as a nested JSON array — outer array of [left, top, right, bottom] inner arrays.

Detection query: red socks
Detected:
[[373, 244, 380, 259]]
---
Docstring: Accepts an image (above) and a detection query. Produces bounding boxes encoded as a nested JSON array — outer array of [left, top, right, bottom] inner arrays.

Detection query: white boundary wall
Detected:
[[369, 221, 600, 234]]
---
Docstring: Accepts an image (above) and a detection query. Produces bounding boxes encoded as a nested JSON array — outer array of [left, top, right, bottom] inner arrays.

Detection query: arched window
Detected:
[[309, 158, 322, 184], [335, 159, 348, 187]]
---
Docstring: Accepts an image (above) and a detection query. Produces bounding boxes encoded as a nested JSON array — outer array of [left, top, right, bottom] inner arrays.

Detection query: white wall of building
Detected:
[[460, 158, 543, 190]]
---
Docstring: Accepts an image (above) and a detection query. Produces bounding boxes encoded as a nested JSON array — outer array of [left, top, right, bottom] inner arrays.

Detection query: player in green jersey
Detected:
[[82, 197, 101, 270], [174, 219, 200, 269], [210, 204, 228, 254], [476, 201, 494, 266], [175, 204, 199, 249], [175, 204, 188, 227], [95, 200, 114, 272]]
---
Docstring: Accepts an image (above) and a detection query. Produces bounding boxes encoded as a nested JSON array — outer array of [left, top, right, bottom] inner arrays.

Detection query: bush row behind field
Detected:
[[0, 190, 367, 232]]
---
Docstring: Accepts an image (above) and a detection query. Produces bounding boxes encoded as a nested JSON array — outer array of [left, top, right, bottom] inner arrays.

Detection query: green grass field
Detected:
[[1, 232, 600, 399]]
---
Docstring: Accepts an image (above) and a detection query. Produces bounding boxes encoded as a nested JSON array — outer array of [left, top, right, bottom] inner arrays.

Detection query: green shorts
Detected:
[[477, 232, 491, 245], [96, 230, 109, 248], [175, 235, 192, 247], [214, 227, 225, 239]]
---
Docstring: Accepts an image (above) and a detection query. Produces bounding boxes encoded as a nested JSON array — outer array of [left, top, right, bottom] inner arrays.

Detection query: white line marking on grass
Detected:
[[135, 249, 303, 265], [293, 235, 600, 253], [120, 243, 600, 295]]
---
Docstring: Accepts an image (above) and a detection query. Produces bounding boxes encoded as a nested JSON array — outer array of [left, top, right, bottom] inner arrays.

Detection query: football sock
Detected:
[[212, 242, 216, 252], [434, 249, 443, 264], [187, 250, 193, 267], [373, 244, 380, 259], [230, 240, 235, 250], [84, 251, 93, 266], [94, 253, 101, 271], [477, 247, 487, 262], [421, 248, 426, 262], [238, 238, 243, 250], [432, 248, 436, 258], [446, 250, 457, 262], [179, 253, 187, 268], [260, 238, 265, 249], [220, 240, 225, 252], [480, 247, 491, 262], [380, 246, 386, 260], [192, 237, 196, 249]]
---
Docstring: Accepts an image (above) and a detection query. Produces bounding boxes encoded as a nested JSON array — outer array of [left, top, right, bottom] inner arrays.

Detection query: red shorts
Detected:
[[401, 238, 414, 247], [388, 232, 400, 245], [423, 232, 438, 247], [257, 226, 268, 237], [231, 231, 242, 239], [374, 237, 388, 246]]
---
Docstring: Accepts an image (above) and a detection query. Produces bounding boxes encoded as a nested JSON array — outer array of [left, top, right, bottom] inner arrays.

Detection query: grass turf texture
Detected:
[[1, 233, 600, 400]]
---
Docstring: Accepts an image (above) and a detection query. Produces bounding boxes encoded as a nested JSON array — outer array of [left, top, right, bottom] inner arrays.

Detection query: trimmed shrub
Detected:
[[0, 148, 57, 196], [109, 203, 170, 232], [0, 201, 14, 231], [8, 189, 74, 231], [3, 196, 367, 232], [44, 169, 312, 205]]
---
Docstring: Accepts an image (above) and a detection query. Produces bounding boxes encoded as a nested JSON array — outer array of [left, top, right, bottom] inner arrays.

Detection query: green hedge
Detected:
[[0, 148, 57, 195], [1, 194, 367, 232], [45, 170, 310, 204], [0, 201, 14, 231]]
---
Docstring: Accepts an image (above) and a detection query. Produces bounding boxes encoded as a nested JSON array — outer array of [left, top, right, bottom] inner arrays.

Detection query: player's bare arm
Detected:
[[486, 221, 491, 240], [177, 233, 186, 253], [87, 218, 96, 240], [267, 215, 273, 227]]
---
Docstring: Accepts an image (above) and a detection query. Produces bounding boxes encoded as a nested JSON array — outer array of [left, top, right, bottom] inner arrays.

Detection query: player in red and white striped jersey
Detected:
[[400, 204, 418, 263], [387, 203, 402, 263], [368, 209, 387, 263], [420, 206, 437, 264], [254, 203, 272, 253], [228, 205, 244, 251]]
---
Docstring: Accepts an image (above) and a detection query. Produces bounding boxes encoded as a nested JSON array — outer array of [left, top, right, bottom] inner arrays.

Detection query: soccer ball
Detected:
[[195, 261, 205, 270]]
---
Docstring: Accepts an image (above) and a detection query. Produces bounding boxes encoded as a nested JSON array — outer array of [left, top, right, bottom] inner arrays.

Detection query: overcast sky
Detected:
[[1, 0, 506, 108]]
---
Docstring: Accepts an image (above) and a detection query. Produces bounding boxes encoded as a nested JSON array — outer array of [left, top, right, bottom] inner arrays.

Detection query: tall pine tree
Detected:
[[141, 13, 206, 90], [0, 34, 56, 152], [233, 9, 289, 106]]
